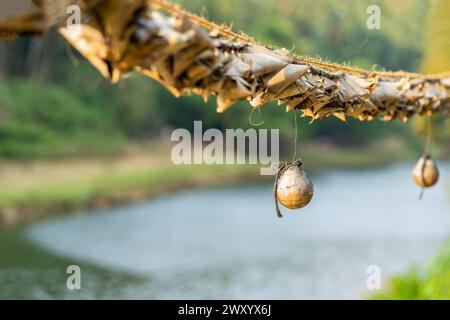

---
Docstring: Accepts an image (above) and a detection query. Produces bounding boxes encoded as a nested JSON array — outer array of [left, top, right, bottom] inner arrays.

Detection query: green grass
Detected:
[[370, 238, 450, 300], [0, 160, 262, 226], [0, 164, 256, 209]]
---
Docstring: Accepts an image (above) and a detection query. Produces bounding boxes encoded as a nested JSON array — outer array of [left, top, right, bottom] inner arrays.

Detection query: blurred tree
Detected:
[[411, 0, 450, 152], [421, 0, 450, 73]]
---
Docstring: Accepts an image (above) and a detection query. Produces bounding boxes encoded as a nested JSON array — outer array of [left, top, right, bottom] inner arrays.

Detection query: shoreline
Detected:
[[0, 165, 263, 227], [0, 140, 433, 228]]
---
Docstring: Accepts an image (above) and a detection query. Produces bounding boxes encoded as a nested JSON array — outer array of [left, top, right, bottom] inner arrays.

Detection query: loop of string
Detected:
[[248, 107, 264, 126], [149, 0, 450, 80]]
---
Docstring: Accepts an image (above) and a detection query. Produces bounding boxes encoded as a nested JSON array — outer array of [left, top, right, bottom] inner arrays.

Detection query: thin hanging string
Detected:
[[149, 0, 450, 80], [248, 107, 264, 126], [424, 116, 432, 155], [419, 116, 433, 200], [292, 111, 298, 162], [274, 112, 301, 218]]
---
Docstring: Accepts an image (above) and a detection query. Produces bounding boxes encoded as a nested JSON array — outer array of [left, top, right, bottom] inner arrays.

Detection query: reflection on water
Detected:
[[1, 163, 450, 299]]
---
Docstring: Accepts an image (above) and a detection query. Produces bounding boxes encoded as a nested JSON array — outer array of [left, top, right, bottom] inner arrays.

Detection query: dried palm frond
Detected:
[[1, 0, 449, 122], [0, 0, 101, 38]]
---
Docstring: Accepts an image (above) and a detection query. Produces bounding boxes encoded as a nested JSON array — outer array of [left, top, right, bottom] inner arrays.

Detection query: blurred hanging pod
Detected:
[[412, 115, 439, 198], [412, 154, 439, 198]]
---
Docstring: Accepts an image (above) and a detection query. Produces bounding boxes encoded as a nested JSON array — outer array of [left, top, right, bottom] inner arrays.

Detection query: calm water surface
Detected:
[[1, 163, 449, 299]]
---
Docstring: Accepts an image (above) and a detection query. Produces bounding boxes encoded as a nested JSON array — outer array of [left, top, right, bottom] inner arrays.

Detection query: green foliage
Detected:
[[371, 238, 450, 300], [421, 0, 450, 73], [0, 80, 125, 158], [174, 0, 425, 69]]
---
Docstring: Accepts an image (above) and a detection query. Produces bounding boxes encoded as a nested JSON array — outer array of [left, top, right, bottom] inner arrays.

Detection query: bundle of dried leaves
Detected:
[[1, 0, 450, 122]]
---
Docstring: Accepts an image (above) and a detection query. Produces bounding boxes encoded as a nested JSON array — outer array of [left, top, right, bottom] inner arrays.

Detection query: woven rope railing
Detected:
[[1, 0, 450, 121]]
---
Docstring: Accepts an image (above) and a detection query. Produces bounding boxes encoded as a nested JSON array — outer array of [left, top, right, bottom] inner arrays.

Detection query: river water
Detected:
[[1, 163, 449, 299]]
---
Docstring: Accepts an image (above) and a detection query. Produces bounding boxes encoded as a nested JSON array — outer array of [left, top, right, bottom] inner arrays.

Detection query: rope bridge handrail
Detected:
[[1, 0, 449, 122]]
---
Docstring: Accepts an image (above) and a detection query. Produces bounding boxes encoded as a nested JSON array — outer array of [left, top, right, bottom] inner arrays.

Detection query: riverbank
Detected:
[[0, 152, 259, 226], [0, 139, 426, 227], [5, 163, 448, 299]]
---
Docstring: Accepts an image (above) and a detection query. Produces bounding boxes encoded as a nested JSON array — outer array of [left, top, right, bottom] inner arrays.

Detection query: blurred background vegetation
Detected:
[[0, 0, 448, 159], [0, 0, 449, 300]]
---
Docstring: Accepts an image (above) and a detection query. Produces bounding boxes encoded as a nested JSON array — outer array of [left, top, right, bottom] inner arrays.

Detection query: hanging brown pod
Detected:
[[274, 160, 314, 218], [412, 154, 439, 188]]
